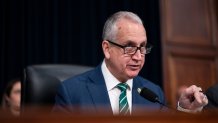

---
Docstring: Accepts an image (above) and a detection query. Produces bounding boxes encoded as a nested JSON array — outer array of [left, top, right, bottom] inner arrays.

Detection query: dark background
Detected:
[[0, 0, 162, 103]]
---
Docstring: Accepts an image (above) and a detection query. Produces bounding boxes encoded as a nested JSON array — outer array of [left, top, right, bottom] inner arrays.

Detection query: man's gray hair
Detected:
[[102, 11, 143, 42]]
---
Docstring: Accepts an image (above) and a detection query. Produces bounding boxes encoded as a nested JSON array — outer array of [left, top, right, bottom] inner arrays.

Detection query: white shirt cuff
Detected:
[[177, 102, 203, 113]]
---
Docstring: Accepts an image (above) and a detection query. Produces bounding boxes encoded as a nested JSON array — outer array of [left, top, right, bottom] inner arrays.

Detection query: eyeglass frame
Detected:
[[107, 40, 153, 55]]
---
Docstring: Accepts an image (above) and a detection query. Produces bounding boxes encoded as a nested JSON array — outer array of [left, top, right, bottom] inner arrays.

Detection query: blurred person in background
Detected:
[[1, 78, 21, 116]]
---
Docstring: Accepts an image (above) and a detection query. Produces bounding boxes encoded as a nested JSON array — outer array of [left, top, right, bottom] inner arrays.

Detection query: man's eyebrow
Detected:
[[123, 41, 135, 46], [123, 40, 146, 46]]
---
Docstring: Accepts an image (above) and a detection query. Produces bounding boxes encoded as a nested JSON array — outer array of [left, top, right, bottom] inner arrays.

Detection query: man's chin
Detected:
[[127, 71, 139, 78]]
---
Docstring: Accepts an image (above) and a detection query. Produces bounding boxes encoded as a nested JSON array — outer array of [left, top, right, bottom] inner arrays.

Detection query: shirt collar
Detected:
[[101, 59, 133, 91]]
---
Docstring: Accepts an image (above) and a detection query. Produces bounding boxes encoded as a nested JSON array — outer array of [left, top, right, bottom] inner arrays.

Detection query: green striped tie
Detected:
[[117, 83, 130, 115]]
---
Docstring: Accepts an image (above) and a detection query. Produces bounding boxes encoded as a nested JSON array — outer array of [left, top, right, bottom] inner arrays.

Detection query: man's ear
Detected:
[[102, 40, 110, 59]]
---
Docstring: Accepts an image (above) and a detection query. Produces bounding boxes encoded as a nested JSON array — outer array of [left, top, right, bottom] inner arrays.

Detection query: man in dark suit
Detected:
[[53, 11, 208, 115]]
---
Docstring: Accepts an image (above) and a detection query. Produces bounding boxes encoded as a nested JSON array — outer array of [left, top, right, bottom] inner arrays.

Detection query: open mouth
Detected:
[[128, 65, 140, 70]]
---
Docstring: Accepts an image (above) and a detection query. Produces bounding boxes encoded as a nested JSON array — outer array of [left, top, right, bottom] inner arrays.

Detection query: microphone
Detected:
[[138, 87, 201, 112], [137, 87, 167, 107]]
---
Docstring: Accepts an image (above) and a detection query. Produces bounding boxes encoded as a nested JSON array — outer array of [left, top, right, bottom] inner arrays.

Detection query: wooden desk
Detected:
[[1, 109, 218, 123]]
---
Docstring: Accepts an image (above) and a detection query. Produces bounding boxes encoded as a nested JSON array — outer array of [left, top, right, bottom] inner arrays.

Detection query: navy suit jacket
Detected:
[[53, 64, 165, 115], [205, 83, 218, 108]]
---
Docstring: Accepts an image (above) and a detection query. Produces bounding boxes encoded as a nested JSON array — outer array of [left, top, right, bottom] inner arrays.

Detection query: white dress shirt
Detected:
[[101, 60, 133, 115]]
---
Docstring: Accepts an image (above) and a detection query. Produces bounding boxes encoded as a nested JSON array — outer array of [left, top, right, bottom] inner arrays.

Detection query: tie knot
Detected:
[[117, 83, 128, 92]]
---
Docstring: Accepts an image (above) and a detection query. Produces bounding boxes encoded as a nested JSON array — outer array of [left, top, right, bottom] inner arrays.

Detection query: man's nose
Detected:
[[132, 49, 142, 60]]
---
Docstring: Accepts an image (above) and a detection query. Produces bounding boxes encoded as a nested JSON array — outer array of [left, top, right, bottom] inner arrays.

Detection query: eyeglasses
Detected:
[[107, 40, 153, 55]]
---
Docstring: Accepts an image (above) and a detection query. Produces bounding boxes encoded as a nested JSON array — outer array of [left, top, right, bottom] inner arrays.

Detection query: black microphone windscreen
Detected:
[[137, 87, 159, 103], [137, 87, 176, 112]]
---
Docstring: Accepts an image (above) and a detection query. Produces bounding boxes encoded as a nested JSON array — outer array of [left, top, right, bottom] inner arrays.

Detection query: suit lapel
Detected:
[[132, 77, 148, 113], [86, 65, 113, 114], [85, 65, 153, 115]]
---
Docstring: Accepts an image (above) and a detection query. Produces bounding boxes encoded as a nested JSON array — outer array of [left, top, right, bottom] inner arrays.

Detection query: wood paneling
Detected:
[[166, 0, 213, 46], [168, 54, 216, 104], [160, 0, 218, 107]]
